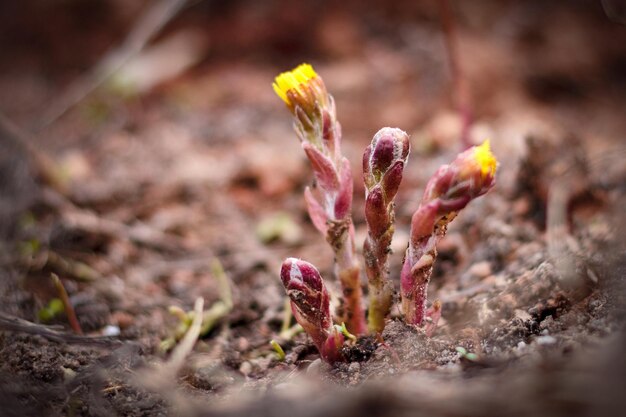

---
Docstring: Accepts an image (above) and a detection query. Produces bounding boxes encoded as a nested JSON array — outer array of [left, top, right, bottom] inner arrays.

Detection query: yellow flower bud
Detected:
[[474, 140, 497, 179], [272, 63, 319, 106], [273, 63, 329, 117]]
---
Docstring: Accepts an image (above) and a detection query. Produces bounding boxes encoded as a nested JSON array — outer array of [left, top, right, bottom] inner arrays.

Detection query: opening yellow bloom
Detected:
[[474, 140, 497, 177], [273, 63, 318, 106]]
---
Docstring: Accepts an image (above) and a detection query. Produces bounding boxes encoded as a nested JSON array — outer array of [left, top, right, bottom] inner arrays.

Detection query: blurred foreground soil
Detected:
[[0, 1, 625, 416]]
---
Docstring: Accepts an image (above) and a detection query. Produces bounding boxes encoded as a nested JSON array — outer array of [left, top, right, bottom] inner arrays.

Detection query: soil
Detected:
[[1, 1, 625, 416]]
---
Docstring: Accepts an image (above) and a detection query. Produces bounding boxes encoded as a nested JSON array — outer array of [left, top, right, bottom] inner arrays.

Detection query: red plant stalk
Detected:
[[273, 64, 366, 335], [362, 128, 410, 334], [51, 273, 83, 335], [280, 258, 345, 363], [439, 0, 472, 149], [401, 141, 497, 325]]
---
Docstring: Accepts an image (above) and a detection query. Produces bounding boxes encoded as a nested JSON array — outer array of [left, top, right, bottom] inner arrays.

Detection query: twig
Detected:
[[42, 188, 186, 252], [0, 112, 68, 196], [199, 259, 234, 335], [165, 297, 204, 375], [2, 111, 185, 253], [546, 174, 597, 300], [51, 273, 83, 335], [161, 259, 233, 350], [438, 0, 472, 149], [601, 0, 626, 25], [36, 0, 189, 130], [46, 250, 101, 282], [102, 384, 126, 394], [0, 312, 121, 347], [544, 145, 626, 298], [132, 298, 204, 416]]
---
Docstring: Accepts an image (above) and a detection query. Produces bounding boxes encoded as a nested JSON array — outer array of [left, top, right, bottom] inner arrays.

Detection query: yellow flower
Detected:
[[273, 63, 318, 105], [425, 139, 497, 202], [474, 140, 497, 178], [273, 63, 328, 115]]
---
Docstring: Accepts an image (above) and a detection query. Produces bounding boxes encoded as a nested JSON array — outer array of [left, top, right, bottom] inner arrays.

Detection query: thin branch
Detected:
[[601, 0, 626, 25], [51, 273, 83, 335], [439, 0, 472, 149], [42, 188, 187, 252], [0, 312, 121, 347], [45, 250, 101, 282], [36, 0, 189, 131], [131, 298, 205, 415], [0, 112, 69, 196], [165, 297, 204, 374]]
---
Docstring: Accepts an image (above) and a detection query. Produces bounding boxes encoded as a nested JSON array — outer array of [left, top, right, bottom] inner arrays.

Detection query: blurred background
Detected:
[[2, 0, 625, 259], [0, 1, 625, 416]]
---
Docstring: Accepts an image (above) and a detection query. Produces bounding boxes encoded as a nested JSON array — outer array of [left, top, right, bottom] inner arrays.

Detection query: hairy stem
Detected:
[[328, 221, 366, 335], [362, 128, 410, 334]]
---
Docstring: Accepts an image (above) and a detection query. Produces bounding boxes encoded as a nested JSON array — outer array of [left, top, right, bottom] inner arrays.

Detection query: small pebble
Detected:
[[467, 261, 492, 279], [536, 335, 557, 345], [239, 361, 252, 376], [514, 309, 532, 321], [102, 325, 121, 336], [62, 367, 76, 381], [539, 316, 555, 331], [588, 299, 602, 310], [307, 359, 323, 375], [517, 341, 527, 350], [348, 362, 360, 373], [236, 337, 250, 351]]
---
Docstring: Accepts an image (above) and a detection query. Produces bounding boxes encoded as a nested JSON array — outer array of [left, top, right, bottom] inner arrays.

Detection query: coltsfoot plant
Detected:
[[274, 64, 365, 335], [401, 141, 496, 326], [362, 128, 410, 334], [280, 258, 345, 363], [273, 63, 497, 362]]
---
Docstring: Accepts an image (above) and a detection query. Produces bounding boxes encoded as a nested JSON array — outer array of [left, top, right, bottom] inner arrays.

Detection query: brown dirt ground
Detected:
[[1, 1, 625, 416]]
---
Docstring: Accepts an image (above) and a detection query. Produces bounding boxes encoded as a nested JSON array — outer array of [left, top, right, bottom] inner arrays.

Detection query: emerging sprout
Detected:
[[456, 346, 478, 361], [273, 63, 499, 362], [274, 63, 366, 335], [270, 339, 286, 361], [401, 140, 497, 326], [273, 63, 325, 114], [362, 127, 410, 334], [280, 258, 344, 363]]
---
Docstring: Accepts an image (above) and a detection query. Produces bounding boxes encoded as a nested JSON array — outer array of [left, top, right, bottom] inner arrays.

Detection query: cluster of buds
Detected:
[[274, 64, 365, 335], [362, 128, 410, 333], [280, 258, 345, 363], [401, 141, 497, 325], [273, 63, 498, 363]]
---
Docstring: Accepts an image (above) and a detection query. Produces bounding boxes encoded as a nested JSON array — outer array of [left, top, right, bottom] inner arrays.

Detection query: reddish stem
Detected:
[[439, 0, 472, 149], [52, 273, 83, 335]]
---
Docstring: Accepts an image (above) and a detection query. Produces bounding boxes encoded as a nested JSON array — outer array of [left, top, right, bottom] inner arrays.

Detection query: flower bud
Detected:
[[423, 140, 497, 203], [274, 63, 365, 337], [280, 258, 334, 352], [364, 128, 410, 188], [402, 140, 498, 326], [273, 63, 328, 116]]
